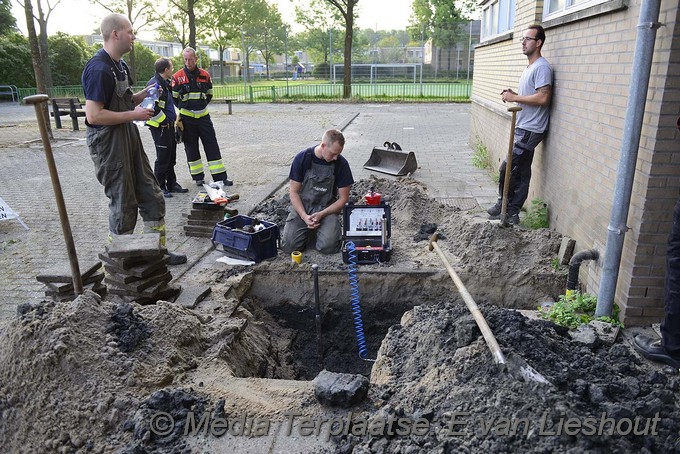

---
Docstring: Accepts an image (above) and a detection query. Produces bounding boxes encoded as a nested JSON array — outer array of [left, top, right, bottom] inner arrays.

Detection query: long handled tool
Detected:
[[24, 94, 83, 295], [428, 233, 550, 384], [500, 106, 523, 227], [312, 264, 324, 370], [428, 233, 505, 364]]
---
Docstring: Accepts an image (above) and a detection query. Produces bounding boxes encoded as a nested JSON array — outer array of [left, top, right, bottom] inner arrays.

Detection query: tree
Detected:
[[164, 0, 201, 49], [131, 42, 158, 84], [323, 0, 358, 98], [0, 33, 34, 86], [293, 0, 342, 65], [202, 0, 243, 83], [48, 32, 93, 86], [249, 3, 286, 79], [409, 0, 477, 75], [23, 0, 52, 137], [91, 0, 154, 81], [0, 0, 18, 36]]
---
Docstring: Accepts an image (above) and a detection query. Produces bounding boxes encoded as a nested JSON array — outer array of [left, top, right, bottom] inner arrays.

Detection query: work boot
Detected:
[[634, 335, 680, 369], [167, 251, 187, 266], [169, 183, 189, 193], [195, 179, 205, 187], [222, 176, 234, 187], [162, 188, 173, 198], [487, 198, 502, 217], [507, 213, 520, 225]]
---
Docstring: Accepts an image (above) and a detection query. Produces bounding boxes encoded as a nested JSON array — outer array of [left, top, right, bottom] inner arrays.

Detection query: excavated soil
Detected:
[[2, 177, 677, 453]]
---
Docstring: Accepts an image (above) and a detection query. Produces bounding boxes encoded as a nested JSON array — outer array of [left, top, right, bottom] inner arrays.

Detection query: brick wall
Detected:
[[470, 0, 680, 325]]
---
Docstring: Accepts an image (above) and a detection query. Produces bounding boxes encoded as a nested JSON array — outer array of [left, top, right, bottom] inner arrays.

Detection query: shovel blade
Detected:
[[505, 352, 551, 385]]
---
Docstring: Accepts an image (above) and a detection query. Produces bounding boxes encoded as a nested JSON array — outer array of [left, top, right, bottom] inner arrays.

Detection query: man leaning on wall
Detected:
[[487, 24, 553, 226]]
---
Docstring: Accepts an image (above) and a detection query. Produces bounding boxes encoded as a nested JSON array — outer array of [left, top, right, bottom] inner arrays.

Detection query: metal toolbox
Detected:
[[341, 203, 392, 264]]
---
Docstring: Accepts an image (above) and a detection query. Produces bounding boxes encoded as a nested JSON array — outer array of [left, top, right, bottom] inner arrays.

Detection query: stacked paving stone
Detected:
[[183, 190, 238, 238], [100, 233, 180, 305], [36, 260, 106, 302]]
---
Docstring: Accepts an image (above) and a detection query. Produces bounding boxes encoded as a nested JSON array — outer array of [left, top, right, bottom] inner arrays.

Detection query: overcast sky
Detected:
[[12, 0, 414, 38]]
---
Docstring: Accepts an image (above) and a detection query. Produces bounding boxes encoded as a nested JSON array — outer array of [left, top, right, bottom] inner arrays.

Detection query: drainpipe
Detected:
[[566, 249, 599, 296], [596, 0, 662, 317]]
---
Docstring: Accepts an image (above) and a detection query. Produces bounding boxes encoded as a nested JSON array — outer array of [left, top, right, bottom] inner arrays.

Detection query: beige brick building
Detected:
[[471, 0, 680, 325]]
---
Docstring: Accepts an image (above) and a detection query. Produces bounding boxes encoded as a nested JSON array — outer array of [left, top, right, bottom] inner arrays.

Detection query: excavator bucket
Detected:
[[363, 141, 418, 176]]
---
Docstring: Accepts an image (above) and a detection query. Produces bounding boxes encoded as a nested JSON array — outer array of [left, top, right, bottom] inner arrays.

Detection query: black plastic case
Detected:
[[341, 203, 392, 264]]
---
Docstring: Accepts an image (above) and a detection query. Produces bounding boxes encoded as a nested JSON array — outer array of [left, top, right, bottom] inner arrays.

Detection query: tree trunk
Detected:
[[35, 2, 53, 88], [188, 0, 196, 49], [219, 45, 224, 84], [24, 0, 53, 139], [342, 6, 354, 99]]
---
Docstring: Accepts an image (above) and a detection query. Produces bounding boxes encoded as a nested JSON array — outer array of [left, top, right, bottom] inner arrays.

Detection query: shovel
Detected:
[[24, 94, 83, 295], [499, 106, 522, 227], [428, 233, 550, 384]]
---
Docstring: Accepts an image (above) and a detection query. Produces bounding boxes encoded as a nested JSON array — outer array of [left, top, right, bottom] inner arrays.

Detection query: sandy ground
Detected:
[[1, 175, 678, 453]]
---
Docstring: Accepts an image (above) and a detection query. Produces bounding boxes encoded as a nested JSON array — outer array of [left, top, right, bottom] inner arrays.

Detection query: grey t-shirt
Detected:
[[516, 56, 552, 133]]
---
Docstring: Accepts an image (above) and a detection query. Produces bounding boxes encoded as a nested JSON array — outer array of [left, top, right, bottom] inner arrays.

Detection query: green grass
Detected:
[[472, 137, 491, 170]]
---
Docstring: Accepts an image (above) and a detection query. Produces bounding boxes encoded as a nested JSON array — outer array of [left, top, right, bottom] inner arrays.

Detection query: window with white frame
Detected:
[[481, 0, 515, 41], [543, 0, 609, 20]]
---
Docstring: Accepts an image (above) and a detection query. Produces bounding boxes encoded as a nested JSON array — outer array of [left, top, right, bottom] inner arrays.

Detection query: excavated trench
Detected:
[[239, 268, 485, 379]]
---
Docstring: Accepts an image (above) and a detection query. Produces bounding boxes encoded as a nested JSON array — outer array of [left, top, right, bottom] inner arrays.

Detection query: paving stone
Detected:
[[44, 271, 105, 293], [98, 250, 168, 270], [105, 233, 163, 258], [108, 275, 173, 298], [175, 285, 212, 309], [105, 270, 172, 293], [36, 260, 103, 284], [103, 255, 170, 279], [558, 237, 576, 265]]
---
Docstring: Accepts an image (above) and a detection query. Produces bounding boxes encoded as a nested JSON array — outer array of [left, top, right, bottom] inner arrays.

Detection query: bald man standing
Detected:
[[82, 13, 186, 265]]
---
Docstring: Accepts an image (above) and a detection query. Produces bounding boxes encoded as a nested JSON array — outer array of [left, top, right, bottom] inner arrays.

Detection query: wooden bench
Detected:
[[50, 97, 86, 130], [214, 98, 236, 115]]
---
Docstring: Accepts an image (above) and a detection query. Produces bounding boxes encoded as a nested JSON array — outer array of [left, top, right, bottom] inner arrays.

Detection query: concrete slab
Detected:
[[36, 260, 103, 284], [176, 285, 212, 309], [106, 233, 163, 258]]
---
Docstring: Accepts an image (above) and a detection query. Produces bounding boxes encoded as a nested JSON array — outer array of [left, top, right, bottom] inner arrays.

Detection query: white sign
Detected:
[[0, 196, 28, 230]]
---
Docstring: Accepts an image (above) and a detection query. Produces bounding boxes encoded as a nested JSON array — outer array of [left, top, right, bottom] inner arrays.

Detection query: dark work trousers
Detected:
[[181, 114, 226, 182], [87, 77, 164, 235], [497, 128, 545, 215], [662, 198, 680, 355], [150, 125, 177, 190]]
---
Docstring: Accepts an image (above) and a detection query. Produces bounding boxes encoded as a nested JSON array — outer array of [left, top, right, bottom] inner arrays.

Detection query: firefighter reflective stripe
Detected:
[[179, 107, 209, 118], [180, 92, 206, 102], [146, 110, 167, 128], [188, 159, 204, 176], [143, 220, 167, 247], [158, 99, 166, 109], [207, 159, 226, 175], [206, 88, 213, 96]]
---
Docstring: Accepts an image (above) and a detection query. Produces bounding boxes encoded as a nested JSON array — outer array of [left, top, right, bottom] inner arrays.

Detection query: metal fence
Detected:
[[16, 82, 471, 104]]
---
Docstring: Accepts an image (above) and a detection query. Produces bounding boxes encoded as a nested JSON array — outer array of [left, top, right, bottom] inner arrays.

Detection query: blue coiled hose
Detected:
[[346, 241, 369, 359]]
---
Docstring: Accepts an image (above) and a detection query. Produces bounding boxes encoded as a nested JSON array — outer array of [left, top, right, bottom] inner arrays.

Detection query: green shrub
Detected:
[[472, 137, 490, 170], [538, 292, 623, 329], [522, 199, 549, 229]]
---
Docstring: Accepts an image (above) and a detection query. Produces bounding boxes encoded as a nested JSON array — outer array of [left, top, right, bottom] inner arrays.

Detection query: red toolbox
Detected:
[[341, 203, 392, 264]]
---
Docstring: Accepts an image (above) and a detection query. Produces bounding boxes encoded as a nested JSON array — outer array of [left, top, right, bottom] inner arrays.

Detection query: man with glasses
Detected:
[[487, 24, 552, 225]]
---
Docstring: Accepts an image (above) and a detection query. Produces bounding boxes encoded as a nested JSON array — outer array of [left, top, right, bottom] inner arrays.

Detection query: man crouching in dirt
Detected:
[[282, 129, 354, 254]]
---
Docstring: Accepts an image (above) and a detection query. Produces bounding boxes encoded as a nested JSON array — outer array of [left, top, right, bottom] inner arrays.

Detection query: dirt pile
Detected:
[[336, 302, 680, 453], [0, 290, 282, 453], [253, 176, 566, 307]]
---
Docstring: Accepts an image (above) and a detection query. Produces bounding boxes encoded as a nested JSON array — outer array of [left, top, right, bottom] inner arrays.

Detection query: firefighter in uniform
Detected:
[[146, 57, 188, 198], [82, 13, 186, 265], [172, 47, 233, 187]]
